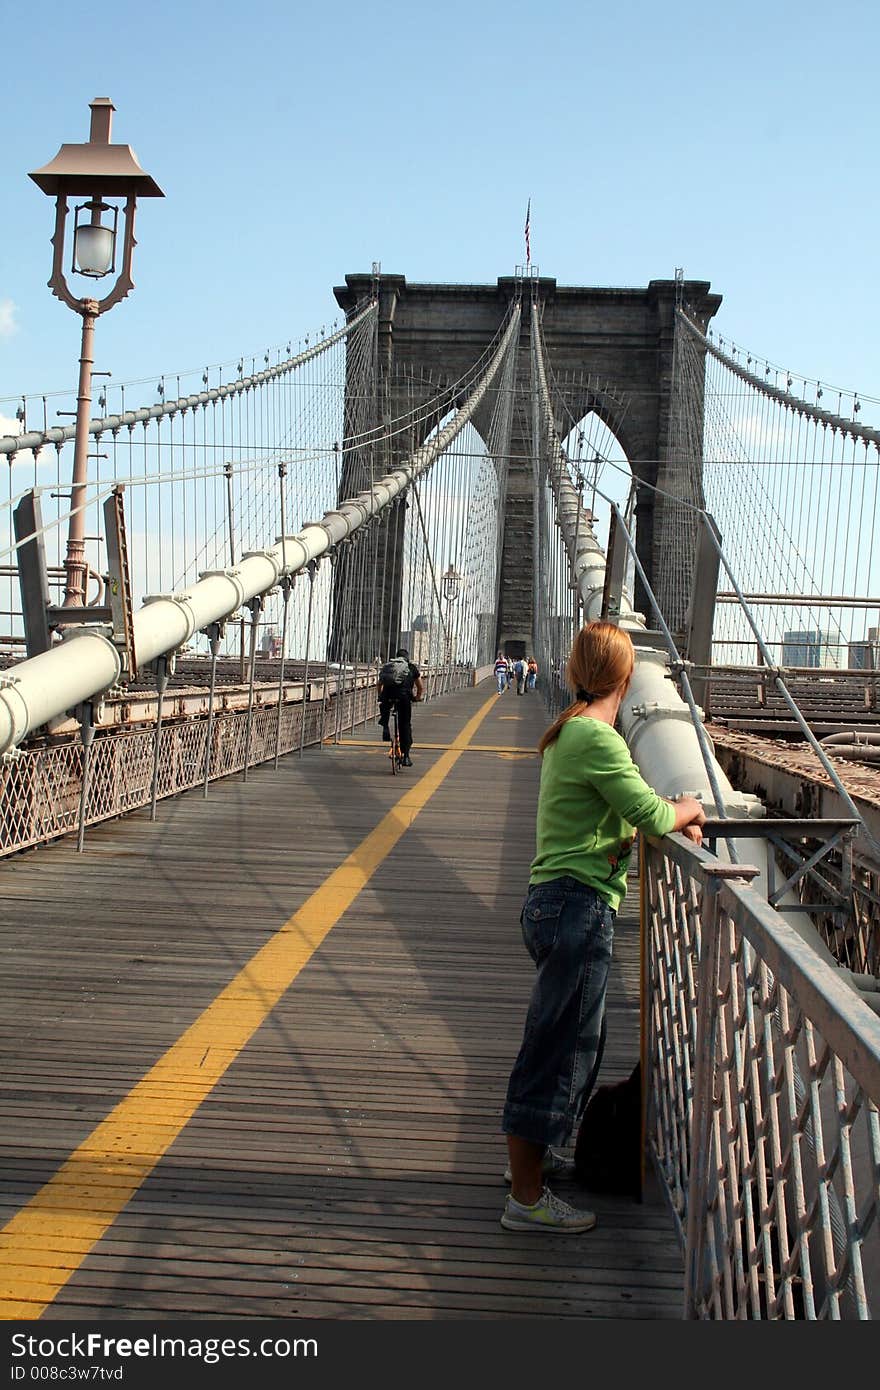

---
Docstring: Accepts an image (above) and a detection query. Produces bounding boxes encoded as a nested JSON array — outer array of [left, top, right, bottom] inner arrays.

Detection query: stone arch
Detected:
[[560, 410, 632, 556], [334, 273, 721, 650]]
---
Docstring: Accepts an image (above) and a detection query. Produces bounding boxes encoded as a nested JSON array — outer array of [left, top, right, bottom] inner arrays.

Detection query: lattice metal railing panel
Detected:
[[644, 844, 704, 1224], [644, 834, 880, 1319]]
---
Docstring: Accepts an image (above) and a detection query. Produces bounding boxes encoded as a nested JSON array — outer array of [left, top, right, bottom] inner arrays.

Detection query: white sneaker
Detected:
[[501, 1186, 597, 1233], [503, 1146, 574, 1185]]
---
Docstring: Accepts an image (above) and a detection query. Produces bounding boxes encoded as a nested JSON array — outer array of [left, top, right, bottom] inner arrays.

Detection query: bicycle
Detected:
[[388, 704, 403, 775]]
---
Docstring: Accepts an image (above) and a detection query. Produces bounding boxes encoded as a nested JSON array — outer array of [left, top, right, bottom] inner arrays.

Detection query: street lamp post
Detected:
[[29, 97, 163, 611], [440, 563, 463, 687]]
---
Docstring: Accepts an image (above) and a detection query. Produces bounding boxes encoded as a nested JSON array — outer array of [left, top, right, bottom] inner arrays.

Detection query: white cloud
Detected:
[[0, 299, 18, 339]]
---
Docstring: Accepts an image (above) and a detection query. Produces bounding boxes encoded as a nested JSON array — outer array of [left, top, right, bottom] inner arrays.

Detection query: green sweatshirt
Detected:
[[530, 715, 677, 912]]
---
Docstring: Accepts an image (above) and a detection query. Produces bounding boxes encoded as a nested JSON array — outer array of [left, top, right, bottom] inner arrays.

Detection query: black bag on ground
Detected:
[[573, 1061, 642, 1199]]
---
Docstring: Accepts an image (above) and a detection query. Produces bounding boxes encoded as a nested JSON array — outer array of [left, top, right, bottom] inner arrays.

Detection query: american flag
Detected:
[[524, 199, 531, 265]]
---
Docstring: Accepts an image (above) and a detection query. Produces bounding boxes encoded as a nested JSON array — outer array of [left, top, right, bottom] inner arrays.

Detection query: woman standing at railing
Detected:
[[500, 620, 706, 1233]]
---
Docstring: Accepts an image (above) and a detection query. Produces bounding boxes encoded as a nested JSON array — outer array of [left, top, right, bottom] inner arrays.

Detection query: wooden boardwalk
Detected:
[[0, 681, 683, 1320]]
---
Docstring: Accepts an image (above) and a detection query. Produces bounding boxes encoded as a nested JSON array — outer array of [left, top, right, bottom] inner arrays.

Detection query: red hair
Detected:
[[538, 622, 635, 754]]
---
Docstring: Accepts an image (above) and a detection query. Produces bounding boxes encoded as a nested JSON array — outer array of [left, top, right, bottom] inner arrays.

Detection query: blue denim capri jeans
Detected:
[[502, 876, 615, 1149]]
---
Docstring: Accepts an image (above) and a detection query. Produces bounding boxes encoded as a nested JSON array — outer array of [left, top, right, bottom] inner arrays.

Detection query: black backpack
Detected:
[[574, 1062, 642, 1199], [379, 656, 410, 688]]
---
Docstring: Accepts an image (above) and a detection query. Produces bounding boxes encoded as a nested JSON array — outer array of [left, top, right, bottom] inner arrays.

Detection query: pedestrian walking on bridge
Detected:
[[494, 653, 509, 694]]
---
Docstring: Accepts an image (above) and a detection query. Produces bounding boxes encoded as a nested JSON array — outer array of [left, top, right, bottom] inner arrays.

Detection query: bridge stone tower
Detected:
[[334, 273, 721, 655]]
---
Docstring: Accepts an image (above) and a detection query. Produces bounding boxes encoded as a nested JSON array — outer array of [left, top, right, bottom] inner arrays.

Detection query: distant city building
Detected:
[[849, 626, 879, 670], [782, 628, 838, 669]]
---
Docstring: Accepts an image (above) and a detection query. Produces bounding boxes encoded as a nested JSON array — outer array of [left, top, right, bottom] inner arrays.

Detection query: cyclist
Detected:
[[377, 647, 424, 767]]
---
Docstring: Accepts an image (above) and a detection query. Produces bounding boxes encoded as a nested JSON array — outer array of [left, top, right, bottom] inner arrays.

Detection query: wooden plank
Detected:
[[0, 681, 683, 1319]]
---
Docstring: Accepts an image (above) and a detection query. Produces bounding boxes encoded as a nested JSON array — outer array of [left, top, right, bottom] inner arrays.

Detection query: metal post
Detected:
[[273, 575, 292, 768], [75, 701, 95, 853], [299, 560, 317, 759], [223, 461, 236, 566], [242, 595, 262, 782], [344, 658, 355, 739], [571, 468, 585, 628], [318, 554, 335, 753], [333, 651, 345, 746], [202, 621, 223, 798], [149, 654, 169, 821], [64, 303, 98, 608]]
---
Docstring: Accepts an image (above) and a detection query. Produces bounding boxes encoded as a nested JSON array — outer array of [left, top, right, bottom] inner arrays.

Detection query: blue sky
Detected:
[[2, 0, 879, 415]]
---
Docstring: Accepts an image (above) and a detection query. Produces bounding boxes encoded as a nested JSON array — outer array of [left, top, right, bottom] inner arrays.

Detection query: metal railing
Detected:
[[643, 831, 880, 1318], [0, 664, 473, 857]]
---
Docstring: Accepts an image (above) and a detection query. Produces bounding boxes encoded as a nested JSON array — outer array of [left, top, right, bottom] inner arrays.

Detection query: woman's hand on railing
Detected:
[[668, 795, 707, 848]]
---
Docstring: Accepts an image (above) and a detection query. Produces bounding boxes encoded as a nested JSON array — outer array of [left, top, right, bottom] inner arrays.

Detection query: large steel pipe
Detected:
[[0, 304, 520, 756]]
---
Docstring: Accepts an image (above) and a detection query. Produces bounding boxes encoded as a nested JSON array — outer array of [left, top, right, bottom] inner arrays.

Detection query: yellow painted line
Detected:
[[0, 694, 500, 1319], [329, 739, 537, 755]]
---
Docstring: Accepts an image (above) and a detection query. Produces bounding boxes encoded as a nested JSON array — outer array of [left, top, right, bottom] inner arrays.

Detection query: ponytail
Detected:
[[537, 621, 635, 755]]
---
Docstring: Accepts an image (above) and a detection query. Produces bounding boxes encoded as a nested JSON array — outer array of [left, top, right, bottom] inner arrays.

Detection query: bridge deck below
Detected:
[[0, 682, 682, 1320]]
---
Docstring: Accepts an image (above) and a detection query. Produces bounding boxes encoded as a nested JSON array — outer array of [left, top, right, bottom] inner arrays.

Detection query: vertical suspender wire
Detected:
[[769, 390, 785, 605], [376, 499, 391, 661], [454, 435, 470, 678], [807, 422, 828, 665], [274, 460, 290, 768], [318, 553, 336, 752], [843, 435, 862, 642], [827, 423, 844, 624], [347, 536, 364, 734], [330, 541, 348, 743], [75, 704, 95, 855], [343, 537, 360, 734], [367, 445, 379, 664], [168, 405, 176, 596], [460, 444, 476, 675], [157, 414, 165, 594], [387, 493, 404, 667], [274, 573, 292, 761], [334, 538, 356, 745], [350, 528, 365, 729], [177, 400, 185, 590], [433, 457, 448, 694], [149, 655, 169, 822], [449, 440, 463, 681], [792, 404, 809, 629], [299, 559, 318, 759], [204, 398, 212, 579], [141, 421, 149, 606], [202, 622, 221, 798], [242, 594, 261, 782], [224, 461, 236, 567], [444, 448, 457, 691], [356, 512, 374, 728]]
